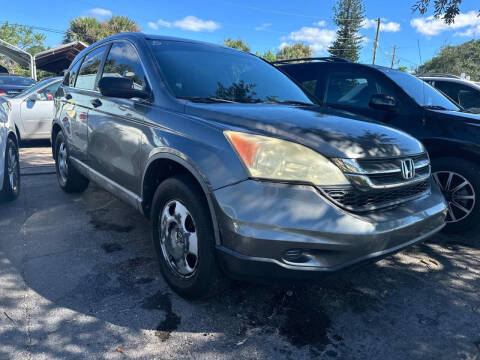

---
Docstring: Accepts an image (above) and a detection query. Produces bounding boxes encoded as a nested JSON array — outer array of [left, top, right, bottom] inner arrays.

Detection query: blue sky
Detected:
[[2, 0, 480, 69]]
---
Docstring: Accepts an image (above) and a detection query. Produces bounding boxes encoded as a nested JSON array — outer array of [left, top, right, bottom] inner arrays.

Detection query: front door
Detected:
[[87, 41, 150, 194], [21, 81, 60, 138]]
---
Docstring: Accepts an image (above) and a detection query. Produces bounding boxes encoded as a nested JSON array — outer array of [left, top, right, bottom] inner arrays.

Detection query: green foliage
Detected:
[[276, 43, 313, 60], [397, 66, 408, 72], [412, 0, 474, 24], [0, 21, 47, 76], [255, 49, 277, 62], [418, 40, 480, 81], [223, 38, 250, 52], [64, 16, 140, 45], [0, 21, 46, 52], [328, 0, 365, 62]]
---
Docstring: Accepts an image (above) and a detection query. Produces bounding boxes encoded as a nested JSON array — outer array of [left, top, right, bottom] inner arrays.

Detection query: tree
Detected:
[[412, 0, 477, 24], [417, 40, 480, 81], [0, 22, 46, 75], [64, 16, 140, 45], [255, 50, 277, 62], [0, 21, 46, 52], [397, 66, 408, 72], [276, 43, 313, 60], [223, 38, 250, 52], [328, 0, 365, 62]]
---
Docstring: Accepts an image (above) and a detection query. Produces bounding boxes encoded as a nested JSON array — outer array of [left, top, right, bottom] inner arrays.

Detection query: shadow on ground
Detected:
[[1, 176, 479, 359]]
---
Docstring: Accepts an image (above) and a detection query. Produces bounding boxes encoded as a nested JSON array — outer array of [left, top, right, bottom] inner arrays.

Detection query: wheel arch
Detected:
[[141, 151, 221, 245], [422, 138, 480, 165], [51, 123, 62, 158]]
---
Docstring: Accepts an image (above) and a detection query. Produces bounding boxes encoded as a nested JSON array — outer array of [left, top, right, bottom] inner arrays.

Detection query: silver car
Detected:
[[7, 77, 62, 141], [0, 100, 20, 201]]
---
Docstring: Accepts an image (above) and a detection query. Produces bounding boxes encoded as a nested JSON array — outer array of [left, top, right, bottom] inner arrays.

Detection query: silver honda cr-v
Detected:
[[52, 33, 447, 298]]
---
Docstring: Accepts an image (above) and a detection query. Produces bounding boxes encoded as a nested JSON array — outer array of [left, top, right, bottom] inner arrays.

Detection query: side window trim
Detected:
[[75, 44, 109, 92], [99, 39, 153, 97]]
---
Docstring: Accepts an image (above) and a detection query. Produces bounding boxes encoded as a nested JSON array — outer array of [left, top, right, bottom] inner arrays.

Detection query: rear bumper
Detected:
[[213, 179, 447, 280]]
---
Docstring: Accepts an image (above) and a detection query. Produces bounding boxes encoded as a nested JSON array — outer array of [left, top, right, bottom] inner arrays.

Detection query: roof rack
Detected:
[[272, 57, 351, 65], [419, 73, 461, 79]]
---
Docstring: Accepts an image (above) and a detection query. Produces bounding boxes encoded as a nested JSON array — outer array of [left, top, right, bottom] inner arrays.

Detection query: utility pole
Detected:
[[372, 18, 381, 65], [391, 45, 396, 68]]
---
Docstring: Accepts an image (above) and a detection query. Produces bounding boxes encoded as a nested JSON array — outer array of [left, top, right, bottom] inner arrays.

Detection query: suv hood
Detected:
[[185, 103, 424, 159]]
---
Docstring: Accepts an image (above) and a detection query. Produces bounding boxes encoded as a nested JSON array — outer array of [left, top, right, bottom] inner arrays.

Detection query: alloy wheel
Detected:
[[7, 145, 19, 193], [433, 171, 476, 223], [58, 142, 68, 183], [159, 199, 199, 278]]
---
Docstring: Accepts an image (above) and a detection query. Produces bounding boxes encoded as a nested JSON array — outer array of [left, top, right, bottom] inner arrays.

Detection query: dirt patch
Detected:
[[142, 291, 181, 341], [87, 208, 135, 233]]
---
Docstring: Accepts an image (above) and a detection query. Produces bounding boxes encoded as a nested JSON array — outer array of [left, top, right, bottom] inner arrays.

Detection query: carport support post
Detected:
[[30, 55, 37, 81]]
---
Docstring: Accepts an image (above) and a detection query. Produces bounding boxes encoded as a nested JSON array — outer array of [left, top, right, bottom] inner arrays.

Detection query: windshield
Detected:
[[0, 76, 35, 86], [380, 69, 459, 111], [148, 40, 313, 104]]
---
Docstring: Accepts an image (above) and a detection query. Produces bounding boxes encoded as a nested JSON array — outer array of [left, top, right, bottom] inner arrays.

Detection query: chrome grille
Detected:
[[323, 153, 432, 211]]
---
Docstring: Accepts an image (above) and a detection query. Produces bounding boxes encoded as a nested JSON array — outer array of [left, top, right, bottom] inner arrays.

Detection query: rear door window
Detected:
[[75, 46, 108, 91]]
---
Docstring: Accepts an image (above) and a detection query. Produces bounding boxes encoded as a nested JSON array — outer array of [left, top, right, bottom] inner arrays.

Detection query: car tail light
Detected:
[[0, 90, 6, 96]]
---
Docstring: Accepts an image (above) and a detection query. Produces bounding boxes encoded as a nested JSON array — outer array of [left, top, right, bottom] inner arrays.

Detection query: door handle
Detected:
[[65, 93, 72, 100], [91, 99, 102, 108]]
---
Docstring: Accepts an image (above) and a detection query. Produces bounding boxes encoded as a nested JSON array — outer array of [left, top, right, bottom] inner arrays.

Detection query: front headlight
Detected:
[[224, 131, 348, 186]]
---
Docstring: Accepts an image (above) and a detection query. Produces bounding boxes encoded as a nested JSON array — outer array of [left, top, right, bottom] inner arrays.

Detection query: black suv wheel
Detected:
[[432, 157, 480, 233], [1, 137, 20, 201], [151, 175, 225, 299], [54, 131, 89, 193]]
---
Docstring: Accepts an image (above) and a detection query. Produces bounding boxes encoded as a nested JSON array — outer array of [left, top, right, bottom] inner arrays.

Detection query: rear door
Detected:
[[87, 41, 149, 194], [66, 45, 108, 161], [21, 81, 61, 138]]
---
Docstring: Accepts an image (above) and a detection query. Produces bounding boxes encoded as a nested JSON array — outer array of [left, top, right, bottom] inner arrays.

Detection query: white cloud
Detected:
[[313, 20, 327, 27], [87, 8, 112, 19], [173, 16, 220, 32], [363, 18, 401, 32], [281, 26, 336, 53], [148, 19, 171, 30], [255, 23, 272, 31], [411, 11, 480, 36]]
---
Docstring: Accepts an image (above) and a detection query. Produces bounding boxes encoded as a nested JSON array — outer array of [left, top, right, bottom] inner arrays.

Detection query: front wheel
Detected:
[[1, 138, 20, 201], [151, 175, 225, 299], [432, 157, 480, 233]]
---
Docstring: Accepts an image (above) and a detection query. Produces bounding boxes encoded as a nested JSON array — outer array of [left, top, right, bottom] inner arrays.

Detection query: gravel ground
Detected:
[[0, 146, 479, 360]]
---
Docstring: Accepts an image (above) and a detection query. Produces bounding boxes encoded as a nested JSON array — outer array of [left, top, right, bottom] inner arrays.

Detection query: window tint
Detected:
[[148, 40, 312, 104], [435, 81, 480, 109], [76, 46, 107, 90], [380, 69, 459, 111], [65, 59, 82, 87], [101, 42, 146, 90], [302, 80, 317, 97], [38, 81, 61, 101]]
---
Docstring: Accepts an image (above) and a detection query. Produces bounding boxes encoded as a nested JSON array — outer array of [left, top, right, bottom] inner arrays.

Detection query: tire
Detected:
[[151, 175, 225, 299], [1, 137, 20, 201], [431, 157, 480, 233], [54, 131, 89, 193]]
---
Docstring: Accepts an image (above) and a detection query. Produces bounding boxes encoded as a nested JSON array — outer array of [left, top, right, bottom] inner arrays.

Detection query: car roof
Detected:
[[275, 58, 404, 74], [73, 32, 239, 61], [420, 76, 480, 87]]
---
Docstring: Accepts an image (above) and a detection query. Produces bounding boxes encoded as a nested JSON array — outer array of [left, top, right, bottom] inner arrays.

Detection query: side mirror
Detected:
[[369, 94, 397, 111], [28, 93, 42, 102], [98, 77, 149, 100]]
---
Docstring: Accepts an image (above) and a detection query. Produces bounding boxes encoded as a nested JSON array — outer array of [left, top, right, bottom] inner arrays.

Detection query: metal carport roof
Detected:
[[0, 39, 34, 77], [34, 42, 87, 75]]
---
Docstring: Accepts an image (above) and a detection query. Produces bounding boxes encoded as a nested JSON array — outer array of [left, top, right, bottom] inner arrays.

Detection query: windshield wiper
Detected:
[[265, 100, 316, 106], [422, 105, 449, 110], [178, 96, 238, 103]]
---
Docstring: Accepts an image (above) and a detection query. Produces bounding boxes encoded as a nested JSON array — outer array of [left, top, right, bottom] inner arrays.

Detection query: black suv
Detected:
[[277, 58, 480, 232]]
